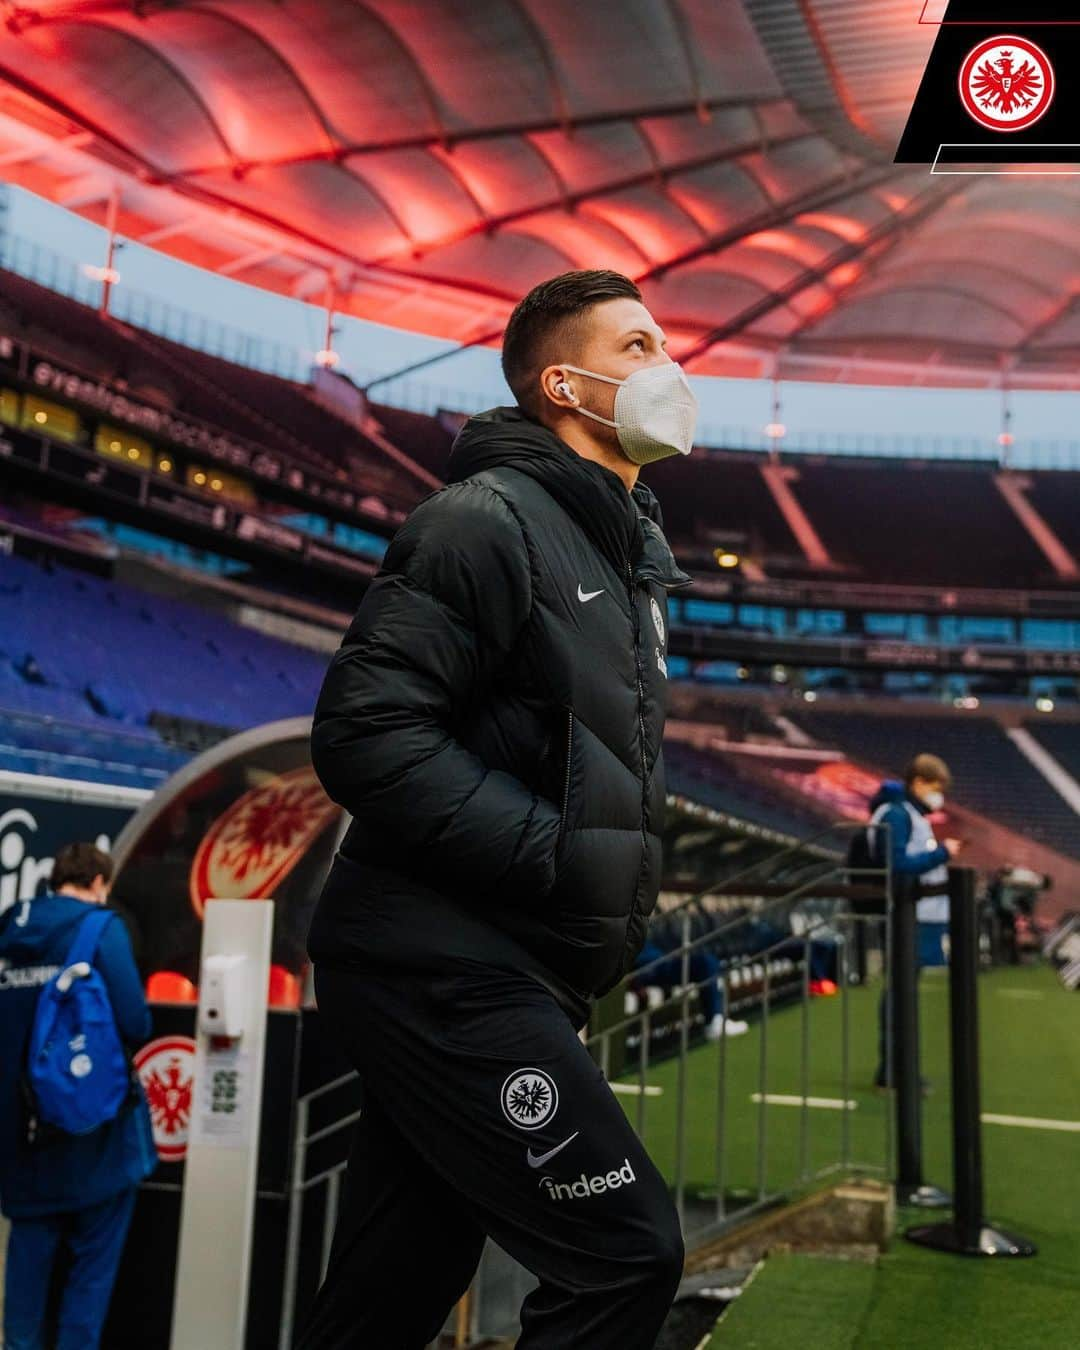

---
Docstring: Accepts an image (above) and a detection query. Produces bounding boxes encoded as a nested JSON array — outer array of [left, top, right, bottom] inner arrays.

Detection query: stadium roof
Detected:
[[0, 0, 1076, 389]]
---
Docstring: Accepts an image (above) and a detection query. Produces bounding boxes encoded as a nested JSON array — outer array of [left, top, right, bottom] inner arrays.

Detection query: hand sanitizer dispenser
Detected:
[[199, 953, 247, 1039]]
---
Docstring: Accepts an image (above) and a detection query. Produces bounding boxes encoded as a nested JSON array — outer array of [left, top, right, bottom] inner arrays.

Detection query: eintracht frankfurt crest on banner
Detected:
[[134, 1036, 196, 1162], [958, 35, 1055, 132], [189, 765, 338, 917]]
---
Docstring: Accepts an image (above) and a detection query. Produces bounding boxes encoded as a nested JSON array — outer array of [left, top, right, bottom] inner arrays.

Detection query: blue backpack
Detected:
[[27, 909, 131, 1136]]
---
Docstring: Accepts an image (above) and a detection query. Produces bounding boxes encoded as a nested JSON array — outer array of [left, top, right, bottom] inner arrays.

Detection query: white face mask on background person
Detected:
[[557, 361, 699, 465], [922, 789, 945, 812]]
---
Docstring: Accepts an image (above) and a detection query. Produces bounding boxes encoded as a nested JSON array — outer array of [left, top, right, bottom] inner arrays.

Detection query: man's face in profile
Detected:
[[566, 297, 672, 432]]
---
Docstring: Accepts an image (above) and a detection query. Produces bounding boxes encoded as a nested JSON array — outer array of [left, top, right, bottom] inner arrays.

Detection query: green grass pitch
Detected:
[[619, 964, 1080, 1348]]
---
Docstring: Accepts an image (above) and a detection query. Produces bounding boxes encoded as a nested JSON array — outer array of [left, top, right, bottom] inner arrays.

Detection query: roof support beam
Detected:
[[364, 126, 818, 269], [678, 179, 965, 366], [0, 130, 91, 169], [218, 246, 282, 277], [178, 93, 795, 175]]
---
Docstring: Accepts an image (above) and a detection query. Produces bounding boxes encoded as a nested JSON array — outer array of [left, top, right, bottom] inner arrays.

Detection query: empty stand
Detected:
[[1024, 719, 1080, 785], [645, 452, 798, 559], [786, 460, 1052, 587], [369, 402, 455, 478], [0, 554, 326, 776], [794, 708, 1080, 859], [667, 692, 780, 741], [665, 741, 830, 840], [1023, 472, 1080, 561]]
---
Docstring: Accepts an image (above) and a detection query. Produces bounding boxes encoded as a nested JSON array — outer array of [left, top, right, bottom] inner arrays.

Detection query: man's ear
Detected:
[[540, 366, 579, 410]]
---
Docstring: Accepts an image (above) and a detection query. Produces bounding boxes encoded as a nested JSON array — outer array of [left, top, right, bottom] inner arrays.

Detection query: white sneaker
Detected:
[[705, 1014, 749, 1041]]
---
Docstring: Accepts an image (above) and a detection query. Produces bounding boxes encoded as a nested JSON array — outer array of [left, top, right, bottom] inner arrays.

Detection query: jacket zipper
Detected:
[[558, 707, 574, 844], [626, 560, 649, 856]]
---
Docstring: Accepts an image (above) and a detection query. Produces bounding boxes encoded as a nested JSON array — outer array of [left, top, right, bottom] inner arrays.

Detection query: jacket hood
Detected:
[[448, 407, 690, 588], [871, 779, 929, 814], [870, 779, 906, 811], [0, 891, 85, 963]]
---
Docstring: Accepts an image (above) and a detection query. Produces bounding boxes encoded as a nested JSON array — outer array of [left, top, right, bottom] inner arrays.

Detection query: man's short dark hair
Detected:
[[51, 842, 114, 891], [501, 270, 642, 418], [905, 753, 952, 791]]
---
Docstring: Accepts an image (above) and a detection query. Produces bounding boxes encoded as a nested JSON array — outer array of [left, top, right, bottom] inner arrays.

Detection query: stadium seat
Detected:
[[146, 970, 198, 1003], [268, 964, 302, 1009]]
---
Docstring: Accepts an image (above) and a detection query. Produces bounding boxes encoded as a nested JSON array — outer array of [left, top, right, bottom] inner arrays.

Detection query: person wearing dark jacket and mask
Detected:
[[301, 271, 696, 1349], [868, 754, 962, 1089], [0, 842, 155, 1350]]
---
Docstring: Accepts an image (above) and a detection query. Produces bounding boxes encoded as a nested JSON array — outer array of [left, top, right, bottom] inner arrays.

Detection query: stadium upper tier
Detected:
[[0, 264, 428, 517], [3, 264, 1080, 598], [2, 1, 1079, 389]]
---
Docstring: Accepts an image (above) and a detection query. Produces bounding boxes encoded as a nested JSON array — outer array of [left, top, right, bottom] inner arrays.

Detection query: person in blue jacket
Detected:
[[868, 754, 962, 1089], [0, 841, 156, 1350]]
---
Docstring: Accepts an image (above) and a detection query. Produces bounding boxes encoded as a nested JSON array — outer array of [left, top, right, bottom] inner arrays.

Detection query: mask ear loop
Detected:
[[560, 363, 623, 387], [558, 364, 622, 428]]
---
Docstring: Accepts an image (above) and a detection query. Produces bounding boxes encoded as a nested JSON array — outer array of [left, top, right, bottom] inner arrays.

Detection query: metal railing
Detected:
[[278, 1071, 363, 1350], [276, 821, 893, 1347], [586, 824, 894, 1252]]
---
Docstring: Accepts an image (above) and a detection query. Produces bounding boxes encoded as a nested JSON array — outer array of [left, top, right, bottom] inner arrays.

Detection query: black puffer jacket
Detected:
[[308, 407, 690, 1009]]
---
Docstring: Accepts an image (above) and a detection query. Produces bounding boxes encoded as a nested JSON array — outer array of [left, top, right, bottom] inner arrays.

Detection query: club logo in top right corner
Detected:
[[958, 35, 1055, 133]]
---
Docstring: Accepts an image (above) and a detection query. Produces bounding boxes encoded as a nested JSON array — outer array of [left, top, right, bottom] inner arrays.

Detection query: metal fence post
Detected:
[[799, 933, 811, 1183], [637, 1008, 651, 1140], [757, 958, 770, 1202], [892, 875, 949, 1208], [908, 868, 1036, 1258], [675, 911, 691, 1226], [278, 1095, 309, 1350], [839, 922, 851, 1171], [715, 966, 729, 1224]]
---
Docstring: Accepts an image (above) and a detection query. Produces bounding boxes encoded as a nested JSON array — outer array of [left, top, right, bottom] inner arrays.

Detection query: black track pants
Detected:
[[296, 963, 684, 1349]]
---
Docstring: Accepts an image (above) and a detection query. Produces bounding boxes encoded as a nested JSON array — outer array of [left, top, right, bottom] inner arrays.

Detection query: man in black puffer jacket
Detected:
[[302, 271, 696, 1350]]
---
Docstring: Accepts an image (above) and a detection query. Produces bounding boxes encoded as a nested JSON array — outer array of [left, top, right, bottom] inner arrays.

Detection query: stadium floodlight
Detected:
[[764, 421, 786, 439], [1035, 697, 1055, 712]]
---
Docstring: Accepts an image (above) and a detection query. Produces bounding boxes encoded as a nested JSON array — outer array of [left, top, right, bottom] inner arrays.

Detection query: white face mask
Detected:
[[922, 790, 945, 812], [558, 362, 699, 465]]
